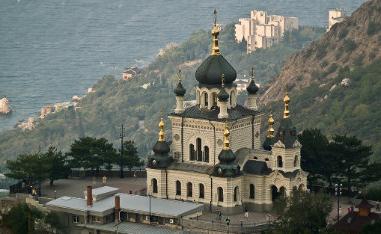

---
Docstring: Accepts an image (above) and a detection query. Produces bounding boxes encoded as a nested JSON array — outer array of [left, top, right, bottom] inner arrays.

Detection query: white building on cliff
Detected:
[[235, 10, 298, 54]]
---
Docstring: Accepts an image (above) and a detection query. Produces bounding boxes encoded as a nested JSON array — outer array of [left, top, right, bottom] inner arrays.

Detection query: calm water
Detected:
[[0, 0, 363, 131]]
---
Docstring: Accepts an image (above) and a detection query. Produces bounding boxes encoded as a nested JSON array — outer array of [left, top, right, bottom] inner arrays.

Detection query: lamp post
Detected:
[[119, 124, 126, 178], [149, 184, 152, 224], [335, 183, 342, 223]]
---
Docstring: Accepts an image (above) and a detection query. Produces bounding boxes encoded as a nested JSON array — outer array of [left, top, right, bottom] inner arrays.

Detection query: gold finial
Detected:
[[158, 118, 165, 142], [283, 92, 290, 119], [211, 9, 221, 55], [223, 122, 230, 150], [267, 114, 275, 138]]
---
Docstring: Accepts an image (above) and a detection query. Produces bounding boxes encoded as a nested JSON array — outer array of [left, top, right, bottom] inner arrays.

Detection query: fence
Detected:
[[181, 217, 272, 233]]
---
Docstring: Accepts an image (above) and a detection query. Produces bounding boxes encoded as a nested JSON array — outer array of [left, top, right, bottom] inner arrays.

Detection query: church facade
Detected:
[[146, 16, 307, 212]]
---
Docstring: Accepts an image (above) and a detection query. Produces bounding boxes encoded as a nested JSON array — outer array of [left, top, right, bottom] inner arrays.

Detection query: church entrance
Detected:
[[271, 185, 286, 201]]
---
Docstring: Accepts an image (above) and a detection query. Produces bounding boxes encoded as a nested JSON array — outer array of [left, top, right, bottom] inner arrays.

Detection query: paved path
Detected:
[[41, 177, 146, 198]]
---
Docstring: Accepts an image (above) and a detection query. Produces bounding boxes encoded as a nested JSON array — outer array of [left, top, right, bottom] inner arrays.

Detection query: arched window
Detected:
[[279, 187, 286, 198], [212, 92, 217, 108], [196, 138, 202, 161], [152, 178, 158, 194], [204, 92, 208, 107], [189, 144, 195, 161], [230, 91, 234, 106], [199, 184, 205, 199], [176, 181, 181, 196], [249, 184, 255, 199], [234, 186, 239, 202], [204, 146, 209, 162], [294, 155, 298, 167], [277, 156, 283, 168], [217, 187, 223, 202], [187, 182, 193, 197]]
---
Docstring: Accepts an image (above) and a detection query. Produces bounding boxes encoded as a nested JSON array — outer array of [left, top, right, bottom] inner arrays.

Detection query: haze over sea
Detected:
[[0, 0, 363, 131]]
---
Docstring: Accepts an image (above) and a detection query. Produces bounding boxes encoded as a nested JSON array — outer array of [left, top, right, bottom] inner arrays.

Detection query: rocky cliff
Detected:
[[261, 0, 381, 104]]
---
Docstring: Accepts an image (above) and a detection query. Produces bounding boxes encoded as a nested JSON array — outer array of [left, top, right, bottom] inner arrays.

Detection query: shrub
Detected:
[[366, 187, 381, 201], [367, 21, 381, 36], [343, 39, 357, 52]]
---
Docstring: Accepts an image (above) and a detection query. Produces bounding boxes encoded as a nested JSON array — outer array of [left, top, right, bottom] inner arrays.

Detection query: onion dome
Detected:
[[246, 67, 259, 94], [195, 56, 237, 86], [246, 80, 259, 94], [195, 10, 237, 87], [148, 118, 172, 169], [274, 94, 298, 148], [213, 124, 240, 177], [174, 80, 186, 96], [217, 75, 229, 101]]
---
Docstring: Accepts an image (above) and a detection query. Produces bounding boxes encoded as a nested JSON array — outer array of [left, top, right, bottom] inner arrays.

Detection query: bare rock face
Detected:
[[260, 0, 381, 105], [0, 97, 11, 115]]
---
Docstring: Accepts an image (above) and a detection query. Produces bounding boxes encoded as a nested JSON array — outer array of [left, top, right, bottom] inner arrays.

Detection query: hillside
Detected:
[[0, 24, 323, 164], [262, 0, 381, 161], [261, 0, 381, 104]]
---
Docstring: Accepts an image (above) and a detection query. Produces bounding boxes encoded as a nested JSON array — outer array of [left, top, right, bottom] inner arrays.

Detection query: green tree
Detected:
[[2, 203, 44, 234], [329, 135, 373, 193], [120, 140, 143, 173], [6, 153, 49, 184], [361, 220, 381, 234], [298, 129, 339, 189], [68, 137, 117, 175], [272, 190, 332, 234], [43, 146, 70, 186]]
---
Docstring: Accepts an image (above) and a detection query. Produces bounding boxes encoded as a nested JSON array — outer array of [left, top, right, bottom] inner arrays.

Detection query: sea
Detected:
[[0, 0, 364, 132]]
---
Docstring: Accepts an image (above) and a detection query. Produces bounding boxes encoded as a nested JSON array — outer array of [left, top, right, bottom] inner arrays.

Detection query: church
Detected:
[[146, 14, 307, 213]]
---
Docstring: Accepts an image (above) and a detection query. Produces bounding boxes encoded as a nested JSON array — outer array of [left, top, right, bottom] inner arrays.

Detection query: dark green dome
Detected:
[[218, 88, 229, 101], [263, 137, 275, 151], [153, 141, 170, 155], [174, 81, 186, 96], [195, 55, 237, 86], [218, 149, 236, 164], [246, 80, 259, 94], [275, 118, 298, 148]]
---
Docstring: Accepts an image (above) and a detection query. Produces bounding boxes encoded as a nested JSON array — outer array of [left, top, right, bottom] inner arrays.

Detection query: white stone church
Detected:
[[146, 17, 307, 213]]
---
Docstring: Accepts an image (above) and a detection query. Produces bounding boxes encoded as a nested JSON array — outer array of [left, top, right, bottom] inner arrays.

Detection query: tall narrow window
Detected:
[[189, 144, 195, 161], [204, 146, 209, 162], [204, 92, 208, 107], [196, 138, 202, 161], [277, 156, 283, 168], [217, 187, 223, 202], [176, 181, 181, 196], [212, 92, 217, 108], [187, 182, 193, 197], [294, 155, 298, 167], [234, 186, 239, 202], [199, 184, 205, 199], [249, 184, 255, 199], [152, 178, 158, 194]]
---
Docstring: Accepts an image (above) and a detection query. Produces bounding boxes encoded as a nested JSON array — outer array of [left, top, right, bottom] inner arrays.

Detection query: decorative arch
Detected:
[[277, 156, 283, 168], [199, 183, 205, 199], [217, 187, 223, 202], [189, 144, 195, 161], [234, 186, 239, 202], [204, 146, 209, 162], [176, 181, 181, 196], [279, 186, 287, 198], [204, 92, 208, 107], [298, 184, 305, 191], [271, 185, 279, 201], [196, 138, 202, 161], [249, 184, 255, 199], [151, 178, 158, 194], [187, 182, 193, 197]]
